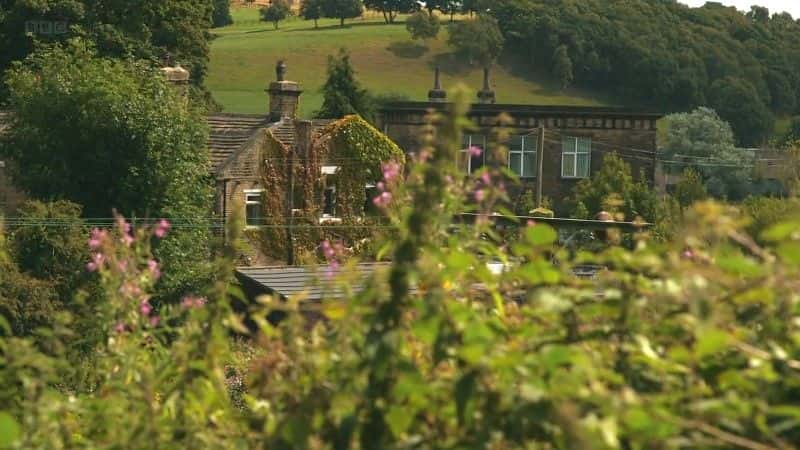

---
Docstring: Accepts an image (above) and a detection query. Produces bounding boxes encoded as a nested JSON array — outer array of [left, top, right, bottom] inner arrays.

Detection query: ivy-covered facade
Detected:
[[208, 63, 403, 265]]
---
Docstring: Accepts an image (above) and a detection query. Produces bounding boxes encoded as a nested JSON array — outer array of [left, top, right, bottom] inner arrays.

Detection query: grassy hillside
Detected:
[[207, 8, 610, 117]]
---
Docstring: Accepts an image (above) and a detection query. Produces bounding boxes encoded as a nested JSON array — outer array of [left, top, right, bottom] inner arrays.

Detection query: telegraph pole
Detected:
[[536, 125, 545, 207]]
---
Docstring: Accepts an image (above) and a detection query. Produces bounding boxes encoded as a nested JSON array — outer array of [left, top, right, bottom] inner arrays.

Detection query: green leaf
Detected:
[[761, 220, 800, 242], [695, 328, 730, 358], [776, 241, 800, 267], [525, 224, 557, 247], [455, 371, 478, 426], [386, 406, 415, 437], [0, 412, 20, 448]]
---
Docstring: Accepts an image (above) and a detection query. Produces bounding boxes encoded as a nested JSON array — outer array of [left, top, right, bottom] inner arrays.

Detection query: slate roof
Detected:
[[207, 114, 333, 176], [207, 113, 271, 172], [236, 263, 390, 301]]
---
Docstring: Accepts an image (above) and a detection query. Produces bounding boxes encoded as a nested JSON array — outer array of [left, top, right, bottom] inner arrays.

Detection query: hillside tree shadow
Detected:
[[386, 41, 429, 58]]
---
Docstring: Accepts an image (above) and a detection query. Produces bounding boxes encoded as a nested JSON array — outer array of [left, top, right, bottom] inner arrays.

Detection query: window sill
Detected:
[[319, 217, 342, 224], [561, 176, 589, 180]]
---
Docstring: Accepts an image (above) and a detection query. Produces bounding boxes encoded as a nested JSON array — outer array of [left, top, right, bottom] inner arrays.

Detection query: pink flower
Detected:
[[527, 220, 536, 227], [474, 189, 486, 202], [114, 322, 126, 333], [321, 240, 336, 260], [382, 162, 401, 183], [147, 259, 161, 280], [139, 300, 152, 316], [87, 252, 104, 272], [181, 295, 207, 310], [682, 249, 694, 260], [325, 260, 340, 279], [122, 234, 134, 247], [372, 191, 392, 208], [481, 172, 491, 185], [149, 316, 160, 327], [468, 146, 483, 157], [154, 219, 171, 239], [376, 181, 385, 191], [88, 228, 107, 250], [117, 260, 129, 272]]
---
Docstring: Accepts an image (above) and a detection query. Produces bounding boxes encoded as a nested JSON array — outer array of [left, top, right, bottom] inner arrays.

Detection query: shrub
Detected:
[[406, 10, 441, 41]]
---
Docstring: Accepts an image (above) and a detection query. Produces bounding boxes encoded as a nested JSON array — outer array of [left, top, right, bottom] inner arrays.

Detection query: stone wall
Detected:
[[380, 104, 660, 213]]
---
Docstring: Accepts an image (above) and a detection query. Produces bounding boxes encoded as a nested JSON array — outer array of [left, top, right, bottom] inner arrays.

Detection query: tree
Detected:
[[0, 0, 215, 100], [315, 49, 373, 120], [661, 107, 753, 200], [447, 16, 504, 66], [406, 10, 440, 41], [552, 44, 573, 90], [364, 0, 416, 24], [568, 153, 659, 221], [709, 77, 775, 147], [212, 0, 234, 28], [672, 168, 707, 208], [300, 0, 325, 28], [261, 0, 292, 29], [10, 201, 90, 300], [0, 43, 213, 299], [322, 0, 364, 27], [426, 0, 460, 21]]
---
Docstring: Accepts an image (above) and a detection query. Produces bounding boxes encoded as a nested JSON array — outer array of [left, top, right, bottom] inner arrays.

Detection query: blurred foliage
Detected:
[[0, 87, 799, 449]]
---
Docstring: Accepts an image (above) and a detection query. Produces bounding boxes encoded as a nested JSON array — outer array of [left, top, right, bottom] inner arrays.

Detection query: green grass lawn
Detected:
[[207, 7, 610, 117]]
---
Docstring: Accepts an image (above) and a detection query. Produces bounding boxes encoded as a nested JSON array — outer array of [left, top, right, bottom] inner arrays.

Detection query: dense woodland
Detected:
[[489, 0, 800, 146]]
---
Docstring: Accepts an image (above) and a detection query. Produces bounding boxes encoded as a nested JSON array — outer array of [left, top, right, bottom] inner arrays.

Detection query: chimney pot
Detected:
[[477, 66, 496, 104], [428, 67, 447, 103], [267, 60, 302, 122]]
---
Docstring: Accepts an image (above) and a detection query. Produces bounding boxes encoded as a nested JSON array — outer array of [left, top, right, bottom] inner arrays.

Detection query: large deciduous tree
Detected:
[[315, 48, 373, 120], [300, 0, 325, 28], [260, 0, 292, 29], [212, 0, 234, 28], [364, 0, 415, 24], [709, 77, 775, 147], [322, 0, 364, 27], [406, 10, 440, 41], [447, 15, 504, 66], [661, 107, 753, 200], [0, 0, 214, 101], [0, 43, 214, 299]]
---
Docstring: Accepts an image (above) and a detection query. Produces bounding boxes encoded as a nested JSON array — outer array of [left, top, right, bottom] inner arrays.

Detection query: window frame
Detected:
[[243, 189, 265, 229], [561, 136, 591, 179], [508, 135, 538, 178], [459, 135, 487, 174]]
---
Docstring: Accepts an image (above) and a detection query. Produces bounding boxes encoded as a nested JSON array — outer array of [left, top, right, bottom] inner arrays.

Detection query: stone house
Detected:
[[378, 68, 664, 213]]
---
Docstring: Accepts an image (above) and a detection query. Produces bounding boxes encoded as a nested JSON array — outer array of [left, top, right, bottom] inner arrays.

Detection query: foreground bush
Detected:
[[1, 89, 799, 449]]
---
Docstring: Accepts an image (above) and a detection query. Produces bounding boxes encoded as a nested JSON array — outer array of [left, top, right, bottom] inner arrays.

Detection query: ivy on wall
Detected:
[[253, 115, 405, 263]]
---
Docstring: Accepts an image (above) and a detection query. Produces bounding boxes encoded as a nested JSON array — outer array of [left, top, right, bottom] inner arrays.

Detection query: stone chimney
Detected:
[[428, 67, 447, 103], [267, 60, 302, 122], [477, 66, 496, 104], [160, 64, 190, 96]]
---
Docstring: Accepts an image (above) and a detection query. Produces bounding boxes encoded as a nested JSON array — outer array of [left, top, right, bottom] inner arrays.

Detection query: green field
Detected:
[[207, 8, 610, 117]]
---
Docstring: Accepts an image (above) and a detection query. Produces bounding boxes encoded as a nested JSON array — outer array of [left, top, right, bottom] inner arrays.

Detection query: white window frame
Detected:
[[508, 135, 537, 178], [561, 136, 591, 179], [243, 189, 264, 229], [460, 135, 486, 174]]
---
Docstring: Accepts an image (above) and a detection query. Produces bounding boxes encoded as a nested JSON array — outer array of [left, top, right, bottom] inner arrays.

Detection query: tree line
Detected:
[[488, 0, 800, 147]]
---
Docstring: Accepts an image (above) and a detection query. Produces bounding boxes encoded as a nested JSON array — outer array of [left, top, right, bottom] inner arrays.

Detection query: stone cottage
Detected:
[[378, 68, 665, 213]]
